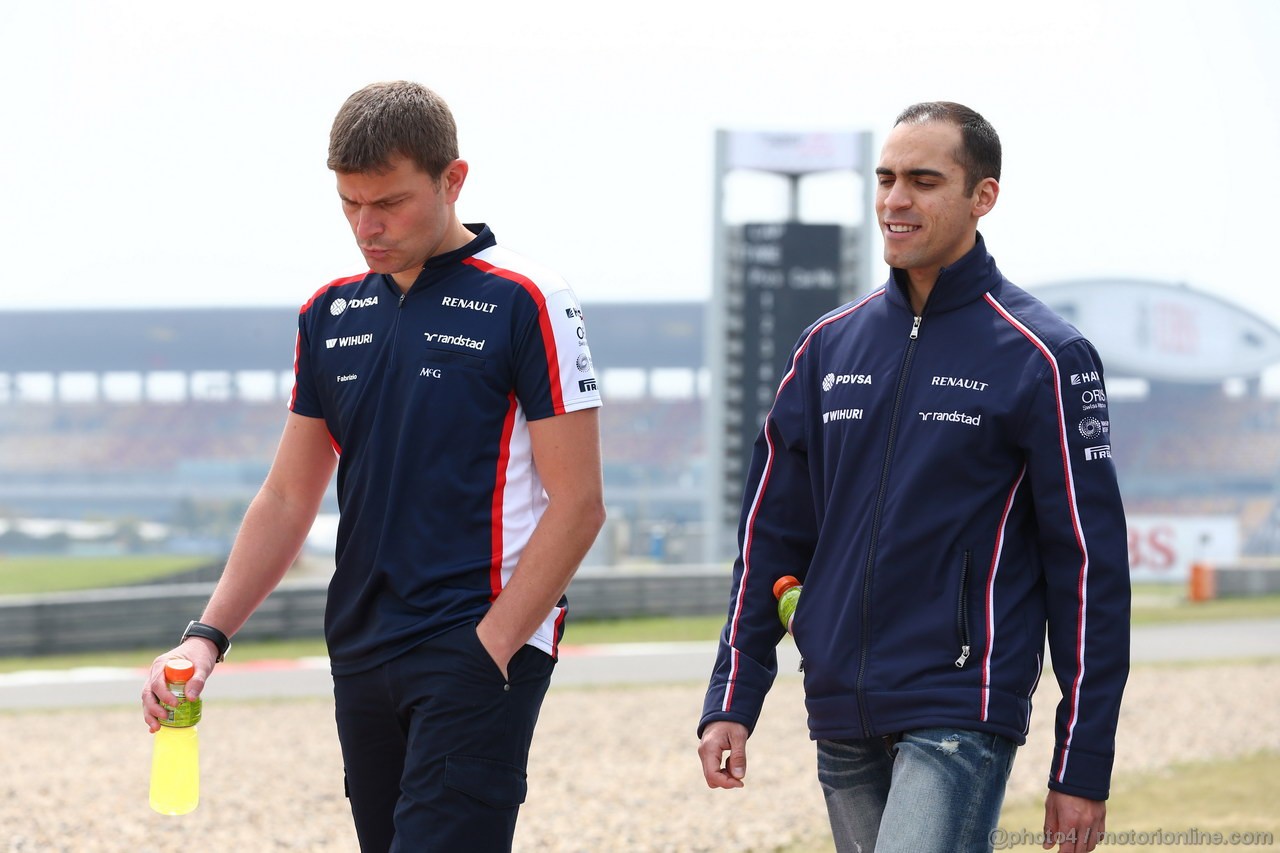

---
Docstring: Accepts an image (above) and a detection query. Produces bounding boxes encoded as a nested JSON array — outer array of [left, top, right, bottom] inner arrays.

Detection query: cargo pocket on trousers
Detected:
[[444, 755, 528, 809]]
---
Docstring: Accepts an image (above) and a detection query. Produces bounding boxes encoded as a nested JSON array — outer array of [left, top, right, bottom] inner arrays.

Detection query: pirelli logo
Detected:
[[1084, 445, 1112, 460], [579, 378, 598, 392]]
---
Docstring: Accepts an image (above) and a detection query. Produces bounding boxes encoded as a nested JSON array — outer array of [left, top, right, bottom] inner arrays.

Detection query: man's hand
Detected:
[[697, 720, 750, 789], [1043, 790, 1106, 852], [140, 638, 220, 733]]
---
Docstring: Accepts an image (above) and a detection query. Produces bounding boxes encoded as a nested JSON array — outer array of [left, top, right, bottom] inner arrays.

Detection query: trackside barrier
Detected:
[[0, 565, 734, 658]]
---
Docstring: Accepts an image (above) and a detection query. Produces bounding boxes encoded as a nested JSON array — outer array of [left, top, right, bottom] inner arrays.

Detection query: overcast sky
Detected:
[[3, 1, 1278, 328]]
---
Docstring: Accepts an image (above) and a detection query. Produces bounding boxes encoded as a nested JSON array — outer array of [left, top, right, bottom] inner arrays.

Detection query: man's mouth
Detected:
[[887, 224, 920, 233]]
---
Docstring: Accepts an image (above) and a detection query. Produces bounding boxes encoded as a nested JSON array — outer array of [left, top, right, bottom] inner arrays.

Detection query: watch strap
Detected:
[[182, 620, 231, 663]]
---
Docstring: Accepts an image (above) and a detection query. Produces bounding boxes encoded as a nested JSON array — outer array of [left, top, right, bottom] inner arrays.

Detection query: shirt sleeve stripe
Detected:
[[463, 256, 567, 415]]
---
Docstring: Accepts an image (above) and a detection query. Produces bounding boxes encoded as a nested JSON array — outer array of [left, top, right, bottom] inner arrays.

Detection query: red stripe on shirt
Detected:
[[489, 392, 519, 601], [463, 256, 566, 415]]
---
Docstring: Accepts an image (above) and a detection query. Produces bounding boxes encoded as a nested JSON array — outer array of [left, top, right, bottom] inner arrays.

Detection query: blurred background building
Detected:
[[2, 278, 1280, 583]]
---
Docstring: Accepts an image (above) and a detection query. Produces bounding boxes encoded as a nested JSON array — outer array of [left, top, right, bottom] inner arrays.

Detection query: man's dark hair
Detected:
[[328, 81, 458, 178], [894, 102, 1001, 195]]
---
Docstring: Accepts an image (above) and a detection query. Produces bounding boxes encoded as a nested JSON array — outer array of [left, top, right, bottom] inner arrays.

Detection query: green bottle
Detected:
[[773, 576, 802, 634]]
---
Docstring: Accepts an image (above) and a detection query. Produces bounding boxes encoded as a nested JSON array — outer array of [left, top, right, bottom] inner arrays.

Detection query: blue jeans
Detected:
[[816, 727, 1017, 853]]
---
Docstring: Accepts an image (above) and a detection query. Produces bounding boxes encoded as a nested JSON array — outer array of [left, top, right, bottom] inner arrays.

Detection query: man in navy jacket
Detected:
[[698, 103, 1130, 853]]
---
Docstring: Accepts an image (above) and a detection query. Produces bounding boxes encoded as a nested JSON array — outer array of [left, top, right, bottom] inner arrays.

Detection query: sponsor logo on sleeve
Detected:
[[578, 378, 598, 392], [1071, 371, 1101, 386], [1084, 444, 1112, 460], [565, 307, 584, 320], [1078, 417, 1110, 440], [1080, 389, 1108, 411], [575, 354, 592, 373]]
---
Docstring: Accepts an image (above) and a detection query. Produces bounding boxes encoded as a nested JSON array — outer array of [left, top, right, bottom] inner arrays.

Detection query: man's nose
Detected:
[[883, 183, 912, 209], [354, 208, 383, 240]]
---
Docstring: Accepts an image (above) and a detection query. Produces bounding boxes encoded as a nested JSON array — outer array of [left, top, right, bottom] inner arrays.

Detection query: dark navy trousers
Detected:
[[333, 623, 555, 852]]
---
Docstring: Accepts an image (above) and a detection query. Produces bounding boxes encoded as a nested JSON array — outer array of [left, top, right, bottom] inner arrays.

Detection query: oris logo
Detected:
[[1081, 389, 1107, 405], [822, 373, 872, 392], [330, 295, 379, 316]]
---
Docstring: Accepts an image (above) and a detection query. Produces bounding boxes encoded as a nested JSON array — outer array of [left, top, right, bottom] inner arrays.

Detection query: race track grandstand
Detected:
[[3, 280, 1280, 563]]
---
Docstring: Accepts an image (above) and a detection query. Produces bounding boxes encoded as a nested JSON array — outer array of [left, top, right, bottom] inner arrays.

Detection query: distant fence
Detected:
[[0, 566, 734, 658]]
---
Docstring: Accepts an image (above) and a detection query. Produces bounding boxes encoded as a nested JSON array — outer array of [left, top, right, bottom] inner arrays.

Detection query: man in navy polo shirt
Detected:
[[143, 81, 606, 851]]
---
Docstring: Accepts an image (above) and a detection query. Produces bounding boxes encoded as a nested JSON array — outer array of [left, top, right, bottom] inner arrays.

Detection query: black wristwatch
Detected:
[[181, 620, 232, 663]]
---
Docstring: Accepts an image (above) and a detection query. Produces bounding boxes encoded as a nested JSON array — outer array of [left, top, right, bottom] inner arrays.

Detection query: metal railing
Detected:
[[0, 565, 735, 658]]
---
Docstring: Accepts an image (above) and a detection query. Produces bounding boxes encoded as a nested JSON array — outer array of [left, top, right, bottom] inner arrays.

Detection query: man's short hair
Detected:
[[894, 102, 1001, 195], [328, 81, 458, 178]]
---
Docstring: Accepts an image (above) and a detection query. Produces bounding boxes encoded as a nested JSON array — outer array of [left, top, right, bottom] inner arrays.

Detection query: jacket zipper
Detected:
[[956, 550, 972, 668], [854, 313, 923, 736]]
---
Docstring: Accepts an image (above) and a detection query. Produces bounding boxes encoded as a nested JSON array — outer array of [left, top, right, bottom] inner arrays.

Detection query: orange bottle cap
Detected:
[[164, 659, 196, 683], [772, 576, 801, 599]]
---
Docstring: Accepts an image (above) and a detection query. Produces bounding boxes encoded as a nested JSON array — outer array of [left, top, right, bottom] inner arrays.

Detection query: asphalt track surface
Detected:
[[1, 618, 1277, 712]]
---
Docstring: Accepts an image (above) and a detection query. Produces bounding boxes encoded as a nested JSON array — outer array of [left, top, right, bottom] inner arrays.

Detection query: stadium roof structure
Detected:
[[4, 280, 1277, 383], [1031, 279, 1280, 383], [0, 302, 705, 374]]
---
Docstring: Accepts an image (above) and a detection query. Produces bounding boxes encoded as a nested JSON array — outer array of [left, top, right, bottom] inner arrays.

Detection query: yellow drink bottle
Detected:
[[149, 659, 201, 815]]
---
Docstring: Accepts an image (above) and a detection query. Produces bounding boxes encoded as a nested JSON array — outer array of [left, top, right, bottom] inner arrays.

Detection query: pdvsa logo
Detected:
[[330, 295, 378, 316], [821, 373, 872, 392]]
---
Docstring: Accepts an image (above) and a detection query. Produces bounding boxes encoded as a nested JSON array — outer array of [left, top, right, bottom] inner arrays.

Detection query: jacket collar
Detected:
[[883, 232, 1004, 315]]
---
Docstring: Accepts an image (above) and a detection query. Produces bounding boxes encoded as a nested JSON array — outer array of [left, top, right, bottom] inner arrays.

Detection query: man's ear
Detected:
[[972, 177, 999, 218], [442, 159, 469, 203]]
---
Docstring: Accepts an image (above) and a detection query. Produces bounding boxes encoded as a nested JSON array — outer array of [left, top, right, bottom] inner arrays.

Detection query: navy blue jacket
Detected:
[[700, 236, 1131, 801]]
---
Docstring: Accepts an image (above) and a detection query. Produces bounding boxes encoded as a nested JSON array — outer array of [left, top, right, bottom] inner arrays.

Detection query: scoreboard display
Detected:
[[721, 222, 857, 524]]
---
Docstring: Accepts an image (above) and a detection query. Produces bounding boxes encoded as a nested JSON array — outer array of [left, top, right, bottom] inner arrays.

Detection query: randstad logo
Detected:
[[822, 373, 872, 392], [330, 296, 379, 316]]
